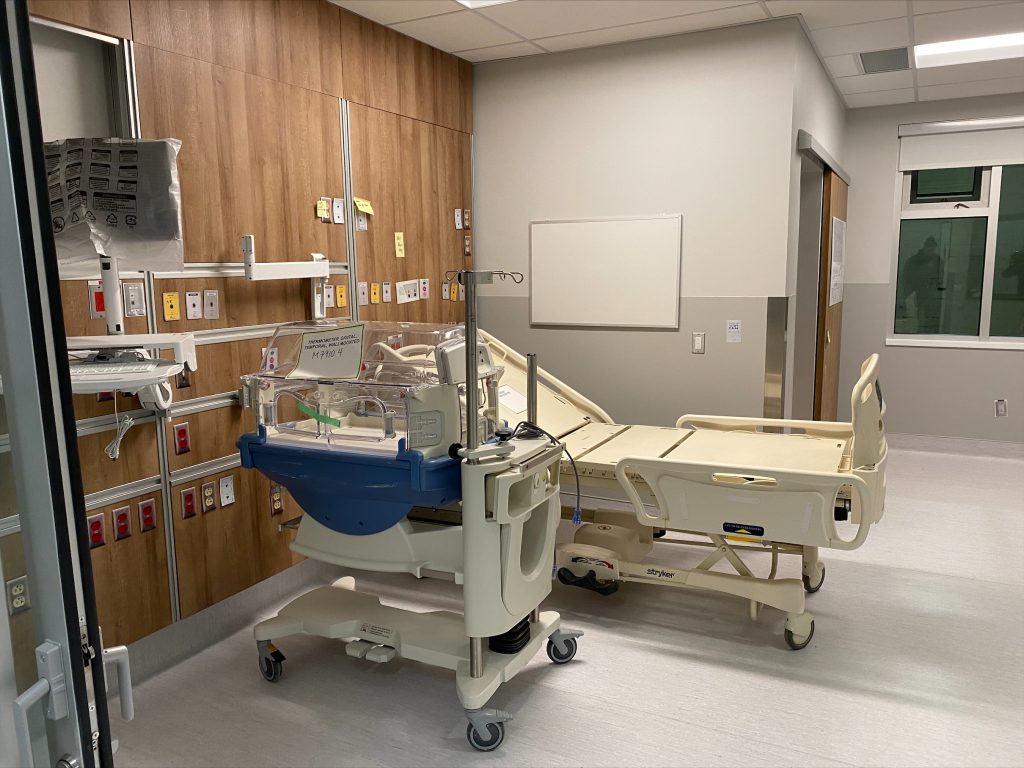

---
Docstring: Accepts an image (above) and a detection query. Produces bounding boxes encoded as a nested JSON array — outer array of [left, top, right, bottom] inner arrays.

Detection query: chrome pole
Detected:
[[469, 636, 485, 678], [526, 353, 538, 425], [464, 272, 479, 457]]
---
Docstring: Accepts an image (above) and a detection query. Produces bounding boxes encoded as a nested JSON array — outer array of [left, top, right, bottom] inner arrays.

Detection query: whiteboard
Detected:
[[530, 215, 681, 328]]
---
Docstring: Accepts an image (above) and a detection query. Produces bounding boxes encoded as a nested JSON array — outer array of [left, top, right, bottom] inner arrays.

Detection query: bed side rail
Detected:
[[615, 457, 879, 552], [676, 414, 853, 440]]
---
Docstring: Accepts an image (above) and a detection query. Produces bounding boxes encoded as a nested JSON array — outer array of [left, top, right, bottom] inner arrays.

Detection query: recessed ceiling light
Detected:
[[456, 0, 517, 8], [914, 32, 1024, 69]]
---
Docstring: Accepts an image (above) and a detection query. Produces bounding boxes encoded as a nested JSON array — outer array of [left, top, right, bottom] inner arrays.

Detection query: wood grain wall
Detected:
[[24, 0, 473, 646]]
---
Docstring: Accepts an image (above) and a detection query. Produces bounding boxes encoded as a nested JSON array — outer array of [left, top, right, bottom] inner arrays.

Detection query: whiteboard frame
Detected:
[[528, 214, 682, 329]]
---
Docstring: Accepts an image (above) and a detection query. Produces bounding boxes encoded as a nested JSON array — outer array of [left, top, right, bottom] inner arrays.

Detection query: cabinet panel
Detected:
[[28, 0, 132, 39], [77, 421, 159, 495], [88, 492, 172, 645], [166, 405, 249, 472]]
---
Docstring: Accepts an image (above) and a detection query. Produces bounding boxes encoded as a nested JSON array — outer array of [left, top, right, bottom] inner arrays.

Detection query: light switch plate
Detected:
[[219, 475, 236, 507], [122, 283, 146, 317], [203, 290, 220, 320], [382, 282, 392, 303], [185, 291, 202, 320], [691, 332, 705, 354]]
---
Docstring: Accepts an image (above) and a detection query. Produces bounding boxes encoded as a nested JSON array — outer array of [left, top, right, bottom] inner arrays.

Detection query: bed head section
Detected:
[[850, 354, 886, 470]]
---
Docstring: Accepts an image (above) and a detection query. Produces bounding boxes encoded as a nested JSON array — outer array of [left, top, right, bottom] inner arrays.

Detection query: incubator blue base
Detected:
[[238, 427, 462, 536]]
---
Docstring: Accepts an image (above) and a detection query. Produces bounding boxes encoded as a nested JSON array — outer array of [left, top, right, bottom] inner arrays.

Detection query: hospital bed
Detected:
[[482, 340, 888, 650], [237, 272, 581, 752]]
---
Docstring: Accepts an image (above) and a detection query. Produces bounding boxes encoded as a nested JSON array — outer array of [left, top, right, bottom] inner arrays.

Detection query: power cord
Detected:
[[104, 392, 134, 460], [511, 420, 583, 525]]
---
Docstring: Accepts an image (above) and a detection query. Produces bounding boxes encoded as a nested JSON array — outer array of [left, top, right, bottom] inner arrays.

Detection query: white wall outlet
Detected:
[[382, 282, 392, 303], [442, 283, 450, 300], [356, 211, 368, 231], [122, 283, 146, 317], [463, 209, 471, 229], [358, 282, 369, 306], [201, 481, 217, 513], [332, 198, 345, 224], [419, 278, 430, 299], [324, 284, 335, 308], [203, 289, 220, 320], [6, 575, 29, 616], [219, 475, 236, 507], [995, 399, 1008, 417], [185, 291, 202, 319], [691, 332, 705, 354], [454, 208, 463, 230], [87, 281, 105, 319]]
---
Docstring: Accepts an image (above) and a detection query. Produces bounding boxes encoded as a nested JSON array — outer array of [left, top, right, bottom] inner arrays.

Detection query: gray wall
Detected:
[[840, 94, 1024, 442], [473, 19, 845, 424]]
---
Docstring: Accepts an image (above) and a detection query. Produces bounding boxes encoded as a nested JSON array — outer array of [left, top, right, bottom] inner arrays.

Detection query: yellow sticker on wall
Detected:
[[394, 231, 405, 258], [449, 282, 459, 302], [353, 197, 374, 215], [336, 284, 348, 308], [162, 292, 181, 321], [315, 199, 331, 220]]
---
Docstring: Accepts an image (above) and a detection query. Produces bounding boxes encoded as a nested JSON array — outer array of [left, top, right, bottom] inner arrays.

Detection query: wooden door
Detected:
[[814, 171, 848, 421]]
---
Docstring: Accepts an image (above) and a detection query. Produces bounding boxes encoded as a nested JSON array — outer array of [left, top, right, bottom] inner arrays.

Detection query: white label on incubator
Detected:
[[360, 622, 396, 643], [287, 324, 364, 380], [498, 386, 528, 414]]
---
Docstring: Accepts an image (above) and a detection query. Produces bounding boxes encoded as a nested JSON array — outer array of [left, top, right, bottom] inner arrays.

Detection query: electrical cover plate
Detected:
[[270, 483, 284, 516], [203, 289, 220, 320], [87, 513, 106, 548], [162, 292, 180, 321], [181, 487, 197, 519], [122, 283, 146, 317], [138, 499, 157, 532], [173, 422, 191, 455], [6, 575, 30, 616], [201, 482, 217, 513], [219, 475, 236, 507], [113, 506, 131, 540], [382, 282, 392, 303], [185, 291, 202, 319]]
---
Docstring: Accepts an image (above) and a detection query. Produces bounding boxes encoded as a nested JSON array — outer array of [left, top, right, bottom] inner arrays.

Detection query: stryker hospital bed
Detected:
[[483, 339, 888, 650]]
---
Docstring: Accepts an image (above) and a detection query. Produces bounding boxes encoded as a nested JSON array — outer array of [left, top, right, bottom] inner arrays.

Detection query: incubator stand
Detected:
[[238, 312, 581, 751]]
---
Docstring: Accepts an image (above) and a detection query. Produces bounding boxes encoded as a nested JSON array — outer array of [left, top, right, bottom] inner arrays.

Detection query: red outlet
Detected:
[[174, 422, 191, 455], [94, 289, 105, 313], [138, 499, 156, 532], [113, 506, 131, 540], [181, 487, 197, 519], [87, 513, 106, 548]]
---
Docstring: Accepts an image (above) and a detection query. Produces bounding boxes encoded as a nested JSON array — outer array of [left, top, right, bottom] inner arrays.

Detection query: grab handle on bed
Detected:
[[614, 459, 666, 525], [711, 473, 778, 487]]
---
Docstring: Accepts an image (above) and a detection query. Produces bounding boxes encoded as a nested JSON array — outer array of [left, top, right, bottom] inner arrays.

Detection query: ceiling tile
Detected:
[[916, 57, 1024, 85], [913, 2, 1024, 45], [392, 10, 520, 52], [836, 68, 915, 93], [765, 0, 907, 30], [917, 75, 1024, 100], [534, 4, 768, 53], [812, 17, 910, 56], [477, 1, 752, 39], [845, 88, 917, 107], [456, 40, 547, 62], [331, 0, 462, 26], [911, 1, 1018, 14], [825, 53, 863, 76]]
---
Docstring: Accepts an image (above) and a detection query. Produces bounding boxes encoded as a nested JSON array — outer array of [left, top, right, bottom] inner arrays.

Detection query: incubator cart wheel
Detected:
[[546, 637, 578, 664], [466, 721, 505, 752], [784, 620, 815, 651], [259, 656, 283, 682], [802, 565, 826, 594]]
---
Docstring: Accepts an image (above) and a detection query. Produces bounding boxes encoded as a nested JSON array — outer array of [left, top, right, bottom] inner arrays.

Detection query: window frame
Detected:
[[887, 164, 1024, 350], [908, 166, 984, 205]]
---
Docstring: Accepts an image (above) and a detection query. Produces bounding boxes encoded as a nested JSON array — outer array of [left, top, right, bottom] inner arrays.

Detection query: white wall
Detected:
[[840, 94, 1024, 442]]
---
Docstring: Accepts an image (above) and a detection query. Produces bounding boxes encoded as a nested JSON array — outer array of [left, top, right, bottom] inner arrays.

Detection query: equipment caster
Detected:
[[802, 565, 825, 594], [259, 656, 283, 682], [783, 618, 815, 650], [466, 721, 505, 752], [546, 636, 578, 664]]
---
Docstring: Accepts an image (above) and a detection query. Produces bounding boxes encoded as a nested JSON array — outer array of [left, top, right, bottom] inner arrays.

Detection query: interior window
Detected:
[[990, 164, 1024, 338], [909, 166, 982, 204]]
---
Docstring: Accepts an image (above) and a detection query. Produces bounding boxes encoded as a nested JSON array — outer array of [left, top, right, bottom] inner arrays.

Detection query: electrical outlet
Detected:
[[113, 506, 131, 541], [6, 575, 30, 616], [203, 289, 220, 320], [270, 483, 284, 516], [175, 368, 191, 389], [122, 283, 146, 317], [442, 283, 450, 300], [261, 347, 279, 371], [370, 283, 381, 304], [454, 208, 463, 230], [173, 422, 191, 455], [219, 475, 236, 506], [324, 285, 335, 308], [87, 513, 106, 549], [185, 291, 202, 319], [358, 282, 369, 306], [419, 278, 430, 299], [995, 399, 1008, 417], [162, 292, 180, 321], [181, 487, 197, 519], [201, 481, 217, 513], [332, 197, 345, 224], [463, 234, 471, 257], [138, 499, 157, 532], [336, 284, 348, 308], [382, 282, 392, 303], [88, 282, 105, 319], [356, 211, 368, 231], [463, 209, 471, 229], [691, 332, 705, 354]]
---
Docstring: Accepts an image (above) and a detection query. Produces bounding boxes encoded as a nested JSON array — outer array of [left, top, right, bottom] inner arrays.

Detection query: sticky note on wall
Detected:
[[395, 232, 405, 258], [353, 197, 374, 215]]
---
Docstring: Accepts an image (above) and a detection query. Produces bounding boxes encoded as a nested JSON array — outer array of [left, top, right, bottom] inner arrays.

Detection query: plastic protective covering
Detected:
[[44, 138, 183, 277]]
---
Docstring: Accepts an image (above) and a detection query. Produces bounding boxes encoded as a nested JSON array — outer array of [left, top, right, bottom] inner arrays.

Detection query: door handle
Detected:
[[13, 640, 69, 768], [825, 330, 831, 345], [102, 645, 135, 721]]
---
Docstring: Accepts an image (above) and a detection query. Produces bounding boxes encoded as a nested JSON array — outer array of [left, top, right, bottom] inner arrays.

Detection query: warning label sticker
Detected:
[[93, 192, 137, 213], [89, 177, 110, 191]]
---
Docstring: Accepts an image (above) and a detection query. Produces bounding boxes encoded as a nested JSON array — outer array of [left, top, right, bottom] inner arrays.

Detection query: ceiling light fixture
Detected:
[[456, 0, 517, 8], [914, 32, 1024, 69]]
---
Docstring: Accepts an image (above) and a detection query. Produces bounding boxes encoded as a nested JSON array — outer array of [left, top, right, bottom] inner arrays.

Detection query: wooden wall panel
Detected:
[[60, 279, 148, 338], [28, 0, 132, 39], [433, 50, 461, 134], [0, 453, 16, 519], [435, 123, 473, 324], [87, 492, 172, 645], [72, 390, 143, 421], [166, 405, 249, 472], [170, 338, 271, 400], [153, 277, 308, 332], [459, 58, 473, 134], [339, 9, 400, 115], [0, 533, 37, 692], [247, 471, 303, 576], [398, 36, 436, 127], [77, 422, 159, 494], [135, 45, 346, 264]]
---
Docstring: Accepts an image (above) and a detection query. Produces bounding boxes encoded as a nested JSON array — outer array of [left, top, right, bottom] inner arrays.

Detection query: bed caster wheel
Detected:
[[802, 565, 825, 594], [546, 637, 578, 664], [466, 721, 505, 752], [784, 619, 815, 651], [259, 656, 283, 682]]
